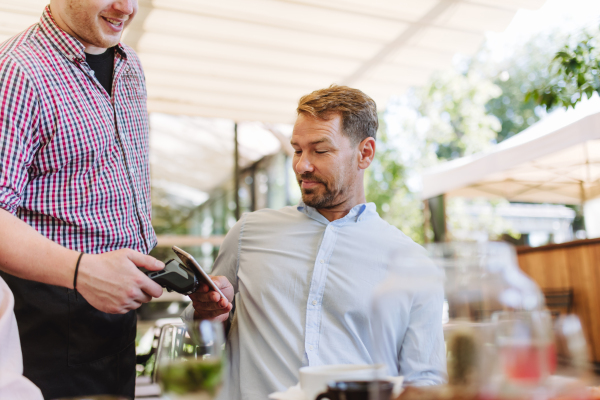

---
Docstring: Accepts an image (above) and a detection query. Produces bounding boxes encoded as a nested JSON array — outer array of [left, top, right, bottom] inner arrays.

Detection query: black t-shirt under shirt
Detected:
[[85, 47, 115, 97]]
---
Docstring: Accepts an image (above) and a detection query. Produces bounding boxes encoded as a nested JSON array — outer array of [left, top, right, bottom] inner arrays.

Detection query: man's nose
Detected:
[[294, 153, 314, 175], [113, 0, 136, 15]]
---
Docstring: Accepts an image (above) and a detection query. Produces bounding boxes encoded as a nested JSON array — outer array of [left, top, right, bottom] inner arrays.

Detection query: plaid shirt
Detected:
[[0, 7, 156, 254]]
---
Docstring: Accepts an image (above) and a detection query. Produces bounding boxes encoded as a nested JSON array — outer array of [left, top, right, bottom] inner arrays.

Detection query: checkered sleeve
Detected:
[[0, 57, 40, 215]]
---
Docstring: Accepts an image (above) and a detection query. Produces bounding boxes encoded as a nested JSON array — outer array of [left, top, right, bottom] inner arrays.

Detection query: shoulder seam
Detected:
[[0, 23, 39, 58], [1, 56, 42, 133], [1, 28, 44, 105]]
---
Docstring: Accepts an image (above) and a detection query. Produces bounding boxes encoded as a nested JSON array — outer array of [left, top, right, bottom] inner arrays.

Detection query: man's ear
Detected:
[[357, 137, 376, 170]]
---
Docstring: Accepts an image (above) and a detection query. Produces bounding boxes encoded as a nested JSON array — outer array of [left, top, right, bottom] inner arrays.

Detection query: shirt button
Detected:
[[312, 300, 317, 306], [309, 345, 314, 351], [330, 226, 335, 231], [319, 259, 324, 264]]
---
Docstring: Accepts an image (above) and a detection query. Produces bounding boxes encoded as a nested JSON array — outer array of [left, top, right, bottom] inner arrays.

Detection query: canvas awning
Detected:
[[3, 0, 544, 124], [421, 96, 600, 205]]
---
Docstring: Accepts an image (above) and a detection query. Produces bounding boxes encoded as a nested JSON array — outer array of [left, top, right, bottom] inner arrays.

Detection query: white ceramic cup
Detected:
[[299, 364, 387, 400]]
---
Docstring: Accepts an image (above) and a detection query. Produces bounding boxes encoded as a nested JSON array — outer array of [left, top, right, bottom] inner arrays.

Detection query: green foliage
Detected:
[[366, 66, 504, 243], [481, 33, 562, 141], [366, 117, 426, 243], [526, 26, 600, 109], [418, 69, 502, 160], [365, 117, 406, 209]]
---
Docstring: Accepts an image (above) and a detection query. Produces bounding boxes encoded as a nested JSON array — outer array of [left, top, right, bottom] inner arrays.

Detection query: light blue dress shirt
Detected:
[[183, 202, 446, 400]]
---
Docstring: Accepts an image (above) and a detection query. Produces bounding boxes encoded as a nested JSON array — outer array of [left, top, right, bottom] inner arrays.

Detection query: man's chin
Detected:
[[301, 189, 322, 202], [301, 193, 317, 206], [302, 193, 332, 209], [97, 36, 120, 48], [90, 29, 122, 48]]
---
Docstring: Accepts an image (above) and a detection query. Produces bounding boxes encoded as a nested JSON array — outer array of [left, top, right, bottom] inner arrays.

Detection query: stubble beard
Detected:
[[302, 187, 338, 209], [66, 1, 123, 49], [298, 174, 343, 209]]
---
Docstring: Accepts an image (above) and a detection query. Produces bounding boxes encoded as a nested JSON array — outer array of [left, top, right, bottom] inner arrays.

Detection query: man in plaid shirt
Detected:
[[0, 0, 165, 398]]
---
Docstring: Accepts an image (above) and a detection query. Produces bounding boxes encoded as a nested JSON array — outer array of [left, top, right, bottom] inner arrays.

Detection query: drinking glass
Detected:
[[155, 321, 225, 400], [549, 314, 591, 400], [493, 310, 556, 385], [554, 314, 589, 374]]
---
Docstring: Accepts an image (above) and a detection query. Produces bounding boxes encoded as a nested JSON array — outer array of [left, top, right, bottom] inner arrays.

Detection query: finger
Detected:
[[189, 291, 221, 303], [208, 305, 232, 318], [219, 297, 231, 308], [211, 275, 232, 291], [195, 308, 230, 320], [134, 290, 152, 304], [123, 300, 143, 313], [193, 300, 228, 311], [120, 287, 152, 309], [127, 250, 165, 271], [130, 300, 143, 310], [139, 275, 164, 298], [190, 283, 210, 295]]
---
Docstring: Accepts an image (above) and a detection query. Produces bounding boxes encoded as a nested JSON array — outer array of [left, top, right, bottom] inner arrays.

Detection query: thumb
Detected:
[[211, 275, 232, 290], [127, 250, 165, 271]]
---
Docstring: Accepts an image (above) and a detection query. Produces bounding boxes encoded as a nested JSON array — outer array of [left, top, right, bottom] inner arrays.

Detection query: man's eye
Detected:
[[294, 150, 302, 155], [315, 151, 328, 154]]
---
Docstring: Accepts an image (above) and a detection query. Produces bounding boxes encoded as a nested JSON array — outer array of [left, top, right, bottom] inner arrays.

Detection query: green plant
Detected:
[[527, 27, 600, 109]]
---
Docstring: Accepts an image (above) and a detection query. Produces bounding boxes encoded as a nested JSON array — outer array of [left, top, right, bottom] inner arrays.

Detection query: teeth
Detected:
[[104, 17, 122, 26]]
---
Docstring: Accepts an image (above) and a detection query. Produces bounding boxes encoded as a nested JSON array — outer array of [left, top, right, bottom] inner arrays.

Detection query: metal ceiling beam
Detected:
[[341, 0, 459, 86], [139, 0, 487, 39]]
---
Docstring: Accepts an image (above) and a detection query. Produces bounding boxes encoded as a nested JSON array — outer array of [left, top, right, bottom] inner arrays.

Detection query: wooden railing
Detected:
[[155, 235, 225, 247], [517, 238, 600, 362]]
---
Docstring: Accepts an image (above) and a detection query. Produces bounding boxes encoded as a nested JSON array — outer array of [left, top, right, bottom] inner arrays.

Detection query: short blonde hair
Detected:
[[296, 85, 378, 144]]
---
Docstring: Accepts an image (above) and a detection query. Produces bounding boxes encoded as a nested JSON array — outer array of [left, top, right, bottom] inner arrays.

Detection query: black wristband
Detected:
[[73, 252, 84, 295]]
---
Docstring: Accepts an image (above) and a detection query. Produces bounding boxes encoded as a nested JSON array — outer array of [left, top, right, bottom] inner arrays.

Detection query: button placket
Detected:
[[304, 223, 339, 364]]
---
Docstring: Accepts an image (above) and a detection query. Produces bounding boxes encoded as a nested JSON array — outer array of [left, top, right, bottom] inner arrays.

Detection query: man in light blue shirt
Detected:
[[184, 85, 447, 400]]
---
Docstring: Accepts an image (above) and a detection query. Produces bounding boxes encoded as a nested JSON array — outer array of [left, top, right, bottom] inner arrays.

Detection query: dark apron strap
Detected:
[[0, 272, 137, 399]]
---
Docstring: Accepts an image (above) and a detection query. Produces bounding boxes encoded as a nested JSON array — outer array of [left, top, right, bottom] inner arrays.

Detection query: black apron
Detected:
[[0, 272, 137, 400]]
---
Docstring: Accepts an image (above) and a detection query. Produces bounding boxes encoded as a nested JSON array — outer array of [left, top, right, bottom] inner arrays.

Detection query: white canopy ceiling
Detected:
[[3, 0, 544, 124], [2, 0, 548, 199], [421, 96, 600, 205]]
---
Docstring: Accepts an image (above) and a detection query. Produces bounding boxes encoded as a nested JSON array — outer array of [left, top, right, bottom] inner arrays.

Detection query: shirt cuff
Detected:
[[180, 303, 194, 322]]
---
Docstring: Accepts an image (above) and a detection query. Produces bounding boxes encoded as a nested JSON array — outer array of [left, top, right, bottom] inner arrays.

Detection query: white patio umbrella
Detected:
[[422, 96, 600, 205]]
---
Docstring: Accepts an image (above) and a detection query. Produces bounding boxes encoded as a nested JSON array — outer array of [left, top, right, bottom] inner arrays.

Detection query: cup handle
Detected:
[[316, 392, 336, 400]]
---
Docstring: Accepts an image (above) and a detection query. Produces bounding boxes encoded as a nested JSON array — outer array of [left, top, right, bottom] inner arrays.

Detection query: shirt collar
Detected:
[[39, 6, 127, 64], [297, 201, 377, 225]]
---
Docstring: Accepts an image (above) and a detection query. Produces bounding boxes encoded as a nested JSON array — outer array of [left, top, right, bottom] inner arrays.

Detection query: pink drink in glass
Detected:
[[499, 341, 557, 382]]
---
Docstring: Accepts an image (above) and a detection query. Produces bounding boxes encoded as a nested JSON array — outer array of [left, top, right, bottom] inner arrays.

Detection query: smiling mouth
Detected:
[[102, 16, 125, 27]]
